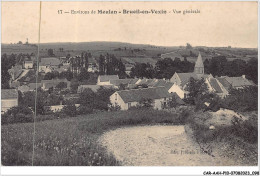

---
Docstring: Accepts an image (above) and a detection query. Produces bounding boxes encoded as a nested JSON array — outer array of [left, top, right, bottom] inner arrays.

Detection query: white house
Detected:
[[1, 89, 18, 114], [168, 84, 189, 99], [110, 87, 184, 110], [24, 61, 33, 69], [97, 75, 119, 85]]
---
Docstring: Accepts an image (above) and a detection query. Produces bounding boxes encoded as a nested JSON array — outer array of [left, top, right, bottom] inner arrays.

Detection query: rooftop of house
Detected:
[[208, 78, 223, 93], [24, 60, 33, 63], [110, 78, 139, 86], [223, 76, 255, 88], [175, 72, 198, 86], [39, 57, 61, 66], [216, 77, 232, 90], [18, 85, 30, 92], [98, 75, 119, 82], [175, 72, 211, 87], [41, 78, 69, 84], [28, 83, 42, 91], [1, 89, 18, 99], [116, 87, 177, 103], [77, 85, 114, 93]]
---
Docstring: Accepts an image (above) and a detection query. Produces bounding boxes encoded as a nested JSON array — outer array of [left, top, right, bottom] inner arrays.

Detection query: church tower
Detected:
[[194, 52, 204, 75]]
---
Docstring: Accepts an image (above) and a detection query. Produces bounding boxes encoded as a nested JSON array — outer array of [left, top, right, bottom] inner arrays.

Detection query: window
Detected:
[[115, 94, 117, 101], [128, 103, 131, 108]]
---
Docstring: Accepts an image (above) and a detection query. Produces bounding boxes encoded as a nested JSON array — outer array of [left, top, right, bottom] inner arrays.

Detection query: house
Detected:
[[125, 64, 134, 76], [97, 75, 119, 85], [205, 77, 228, 98], [1, 89, 18, 114], [39, 57, 61, 73], [46, 104, 80, 113], [110, 87, 184, 110], [169, 52, 212, 99], [87, 63, 99, 73], [41, 78, 70, 90], [24, 61, 33, 69], [204, 75, 255, 98], [77, 85, 114, 93], [28, 83, 42, 91]]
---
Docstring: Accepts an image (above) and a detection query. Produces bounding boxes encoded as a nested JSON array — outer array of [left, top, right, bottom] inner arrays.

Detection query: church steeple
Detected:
[[194, 52, 204, 75]]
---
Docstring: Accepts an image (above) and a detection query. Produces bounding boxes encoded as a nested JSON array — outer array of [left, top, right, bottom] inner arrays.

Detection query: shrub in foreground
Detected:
[[1, 106, 33, 125]]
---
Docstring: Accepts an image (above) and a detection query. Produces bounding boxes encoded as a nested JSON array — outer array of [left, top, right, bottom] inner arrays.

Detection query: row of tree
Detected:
[[1, 54, 16, 89], [98, 54, 126, 78], [129, 56, 258, 84]]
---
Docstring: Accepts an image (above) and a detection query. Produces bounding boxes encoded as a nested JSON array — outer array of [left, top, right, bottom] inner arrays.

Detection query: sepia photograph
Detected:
[[0, 1, 259, 175]]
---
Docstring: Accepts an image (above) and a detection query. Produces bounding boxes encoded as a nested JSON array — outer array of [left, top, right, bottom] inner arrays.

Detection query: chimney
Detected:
[[242, 75, 246, 79]]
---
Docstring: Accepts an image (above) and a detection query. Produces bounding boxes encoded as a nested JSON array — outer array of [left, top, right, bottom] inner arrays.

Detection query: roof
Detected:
[[41, 78, 68, 84], [110, 79, 138, 86], [18, 85, 30, 92], [1, 89, 18, 99], [28, 83, 42, 90], [41, 79, 70, 90], [39, 57, 61, 66], [77, 85, 114, 93], [24, 61, 33, 63], [176, 73, 198, 86], [208, 78, 223, 93], [195, 52, 204, 68], [99, 75, 119, 82], [224, 76, 254, 88], [136, 79, 155, 85], [116, 87, 174, 103], [216, 77, 232, 90]]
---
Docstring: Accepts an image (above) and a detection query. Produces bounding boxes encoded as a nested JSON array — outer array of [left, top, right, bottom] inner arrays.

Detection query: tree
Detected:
[[184, 77, 208, 105], [99, 55, 105, 75], [62, 103, 77, 117], [137, 98, 153, 108], [78, 68, 89, 82], [70, 79, 79, 93], [84, 52, 89, 68], [47, 93, 63, 106], [56, 82, 67, 91], [78, 88, 96, 109], [246, 58, 258, 84], [223, 86, 258, 112], [47, 49, 54, 56], [1, 106, 33, 124], [1, 54, 16, 88], [186, 43, 192, 49]]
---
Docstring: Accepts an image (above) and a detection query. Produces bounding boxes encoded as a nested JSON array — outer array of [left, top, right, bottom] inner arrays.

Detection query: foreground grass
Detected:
[[1, 109, 181, 166]]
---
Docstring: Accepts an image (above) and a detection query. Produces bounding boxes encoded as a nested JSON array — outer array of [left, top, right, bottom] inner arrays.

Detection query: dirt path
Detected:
[[99, 125, 241, 166]]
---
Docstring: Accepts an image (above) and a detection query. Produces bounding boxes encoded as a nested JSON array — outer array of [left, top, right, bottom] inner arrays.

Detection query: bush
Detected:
[[62, 104, 77, 117], [1, 106, 33, 124], [109, 104, 121, 111], [188, 111, 258, 144], [78, 105, 93, 115]]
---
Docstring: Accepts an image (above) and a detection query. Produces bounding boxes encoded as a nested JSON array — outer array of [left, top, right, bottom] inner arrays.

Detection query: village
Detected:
[[1, 47, 256, 114], [1, 40, 258, 167]]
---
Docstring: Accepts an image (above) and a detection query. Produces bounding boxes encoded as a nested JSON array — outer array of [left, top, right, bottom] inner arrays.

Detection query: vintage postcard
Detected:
[[1, 1, 259, 175]]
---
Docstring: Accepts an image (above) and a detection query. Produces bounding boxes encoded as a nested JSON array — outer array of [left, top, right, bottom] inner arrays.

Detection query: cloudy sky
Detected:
[[2, 1, 258, 48]]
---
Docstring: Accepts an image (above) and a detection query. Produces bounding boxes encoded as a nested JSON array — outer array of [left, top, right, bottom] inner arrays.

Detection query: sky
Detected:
[[1, 1, 258, 48]]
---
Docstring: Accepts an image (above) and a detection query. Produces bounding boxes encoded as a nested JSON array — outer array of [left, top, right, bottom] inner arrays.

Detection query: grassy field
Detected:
[[1, 109, 182, 166]]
